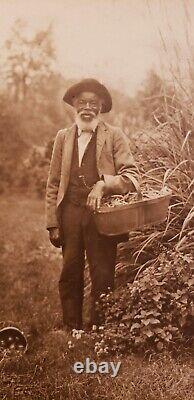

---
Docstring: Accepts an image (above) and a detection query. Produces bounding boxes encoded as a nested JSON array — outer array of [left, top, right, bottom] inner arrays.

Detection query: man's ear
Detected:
[[72, 96, 78, 108], [99, 102, 103, 113]]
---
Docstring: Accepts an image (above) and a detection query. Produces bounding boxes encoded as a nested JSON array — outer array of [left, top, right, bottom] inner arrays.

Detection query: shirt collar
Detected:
[[77, 126, 97, 137]]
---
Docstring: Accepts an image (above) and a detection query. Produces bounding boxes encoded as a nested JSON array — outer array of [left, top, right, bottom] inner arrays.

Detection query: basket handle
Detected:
[[128, 180, 142, 201], [136, 186, 142, 200]]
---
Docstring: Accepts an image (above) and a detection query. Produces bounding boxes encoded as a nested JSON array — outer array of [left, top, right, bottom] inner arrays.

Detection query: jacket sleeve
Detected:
[[103, 128, 140, 195], [45, 130, 64, 229]]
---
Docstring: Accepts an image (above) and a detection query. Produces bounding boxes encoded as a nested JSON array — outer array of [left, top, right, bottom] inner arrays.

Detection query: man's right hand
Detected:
[[49, 227, 61, 248]]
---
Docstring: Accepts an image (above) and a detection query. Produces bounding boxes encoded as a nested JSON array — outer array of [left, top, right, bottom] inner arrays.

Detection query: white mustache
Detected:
[[79, 110, 96, 116]]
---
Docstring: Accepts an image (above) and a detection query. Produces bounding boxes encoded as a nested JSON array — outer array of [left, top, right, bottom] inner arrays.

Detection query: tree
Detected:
[[0, 19, 72, 146], [2, 19, 56, 102]]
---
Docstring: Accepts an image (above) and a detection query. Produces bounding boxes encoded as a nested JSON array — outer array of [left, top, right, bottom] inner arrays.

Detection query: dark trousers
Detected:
[[59, 201, 117, 329]]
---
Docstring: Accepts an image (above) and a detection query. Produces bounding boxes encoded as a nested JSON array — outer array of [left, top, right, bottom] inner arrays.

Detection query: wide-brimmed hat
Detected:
[[63, 78, 112, 113]]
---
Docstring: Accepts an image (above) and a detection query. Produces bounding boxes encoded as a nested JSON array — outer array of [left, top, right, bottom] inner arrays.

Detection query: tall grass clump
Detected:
[[90, 61, 194, 355]]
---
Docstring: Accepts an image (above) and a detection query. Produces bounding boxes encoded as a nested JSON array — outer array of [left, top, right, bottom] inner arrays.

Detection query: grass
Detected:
[[0, 193, 194, 400]]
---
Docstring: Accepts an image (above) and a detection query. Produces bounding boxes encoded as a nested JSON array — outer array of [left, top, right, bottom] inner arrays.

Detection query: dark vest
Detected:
[[65, 130, 99, 206]]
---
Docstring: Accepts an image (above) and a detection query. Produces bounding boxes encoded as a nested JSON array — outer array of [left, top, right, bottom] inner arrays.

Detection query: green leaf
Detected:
[[154, 327, 163, 334], [157, 341, 164, 350], [142, 319, 151, 326], [134, 336, 144, 344], [149, 318, 160, 324], [179, 317, 186, 327], [143, 329, 154, 338], [153, 293, 162, 302], [139, 310, 148, 317], [188, 277, 194, 287], [180, 296, 188, 304], [164, 332, 172, 341], [130, 323, 141, 331]]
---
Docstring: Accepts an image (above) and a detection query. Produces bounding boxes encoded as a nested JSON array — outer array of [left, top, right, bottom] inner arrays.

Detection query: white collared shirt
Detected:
[[77, 128, 95, 167]]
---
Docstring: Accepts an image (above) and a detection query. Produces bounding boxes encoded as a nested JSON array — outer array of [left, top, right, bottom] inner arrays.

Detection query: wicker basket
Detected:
[[93, 191, 172, 236]]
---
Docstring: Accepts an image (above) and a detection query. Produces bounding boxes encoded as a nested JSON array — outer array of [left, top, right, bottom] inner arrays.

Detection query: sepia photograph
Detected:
[[0, 0, 194, 399]]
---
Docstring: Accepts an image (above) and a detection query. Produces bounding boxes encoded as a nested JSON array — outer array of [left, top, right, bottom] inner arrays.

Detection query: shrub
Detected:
[[93, 249, 194, 355]]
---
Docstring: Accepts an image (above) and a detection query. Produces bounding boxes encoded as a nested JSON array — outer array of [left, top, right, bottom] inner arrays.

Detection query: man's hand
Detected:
[[49, 227, 61, 248], [86, 180, 106, 211]]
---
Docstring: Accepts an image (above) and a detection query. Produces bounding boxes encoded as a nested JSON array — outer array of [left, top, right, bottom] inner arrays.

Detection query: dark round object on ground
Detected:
[[0, 326, 27, 353]]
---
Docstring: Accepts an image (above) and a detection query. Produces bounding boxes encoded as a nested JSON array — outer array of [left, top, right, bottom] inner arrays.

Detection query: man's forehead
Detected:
[[76, 91, 101, 101]]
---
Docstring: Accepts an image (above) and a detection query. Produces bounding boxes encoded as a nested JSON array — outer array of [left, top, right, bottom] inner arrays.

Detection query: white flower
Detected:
[[97, 348, 104, 356], [76, 333, 82, 340], [99, 326, 104, 330], [67, 340, 74, 349], [92, 325, 97, 331]]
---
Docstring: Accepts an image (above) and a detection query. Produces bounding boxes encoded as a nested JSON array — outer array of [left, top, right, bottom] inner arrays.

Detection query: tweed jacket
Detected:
[[45, 121, 140, 229]]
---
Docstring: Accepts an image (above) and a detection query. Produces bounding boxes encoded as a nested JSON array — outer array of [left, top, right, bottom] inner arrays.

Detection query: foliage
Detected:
[[0, 93, 28, 192], [0, 20, 71, 192], [91, 97, 194, 356], [2, 19, 55, 102], [17, 146, 50, 197], [93, 249, 194, 356], [1, 195, 194, 400]]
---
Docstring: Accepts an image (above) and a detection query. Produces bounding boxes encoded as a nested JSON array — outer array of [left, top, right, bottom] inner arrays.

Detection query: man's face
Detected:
[[73, 91, 102, 122]]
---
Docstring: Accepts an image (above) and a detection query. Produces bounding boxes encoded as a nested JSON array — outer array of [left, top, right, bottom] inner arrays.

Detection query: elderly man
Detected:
[[46, 78, 139, 331]]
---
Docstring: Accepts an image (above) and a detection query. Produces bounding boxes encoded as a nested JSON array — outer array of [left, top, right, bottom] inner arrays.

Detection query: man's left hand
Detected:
[[86, 180, 106, 211]]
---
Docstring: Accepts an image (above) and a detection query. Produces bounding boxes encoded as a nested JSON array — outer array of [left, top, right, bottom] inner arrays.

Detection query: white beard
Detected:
[[74, 112, 100, 132]]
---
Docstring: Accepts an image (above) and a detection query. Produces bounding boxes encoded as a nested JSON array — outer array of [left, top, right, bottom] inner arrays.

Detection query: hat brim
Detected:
[[63, 79, 112, 113]]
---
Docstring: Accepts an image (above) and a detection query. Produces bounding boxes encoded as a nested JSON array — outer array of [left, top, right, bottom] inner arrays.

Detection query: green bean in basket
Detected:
[[101, 187, 170, 208]]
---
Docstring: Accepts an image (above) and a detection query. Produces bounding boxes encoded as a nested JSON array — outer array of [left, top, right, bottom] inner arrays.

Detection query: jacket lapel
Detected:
[[96, 122, 107, 166], [61, 121, 107, 190], [57, 124, 76, 207], [61, 124, 76, 183]]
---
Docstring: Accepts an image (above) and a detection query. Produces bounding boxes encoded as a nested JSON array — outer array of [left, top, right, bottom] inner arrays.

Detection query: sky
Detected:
[[0, 0, 194, 96]]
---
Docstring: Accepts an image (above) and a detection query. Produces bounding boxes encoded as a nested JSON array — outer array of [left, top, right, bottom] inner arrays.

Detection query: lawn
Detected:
[[0, 194, 194, 400]]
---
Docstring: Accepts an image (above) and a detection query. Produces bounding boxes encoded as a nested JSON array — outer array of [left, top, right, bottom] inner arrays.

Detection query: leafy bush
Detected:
[[17, 146, 50, 197], [93, 249, 194, 355]]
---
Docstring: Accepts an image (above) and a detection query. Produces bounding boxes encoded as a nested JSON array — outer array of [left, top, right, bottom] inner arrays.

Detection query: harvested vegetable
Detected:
[[101, 186, 170, 208]]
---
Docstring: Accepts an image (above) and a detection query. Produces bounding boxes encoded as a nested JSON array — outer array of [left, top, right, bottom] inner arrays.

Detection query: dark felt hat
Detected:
[[63, 78, 112, 113]]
